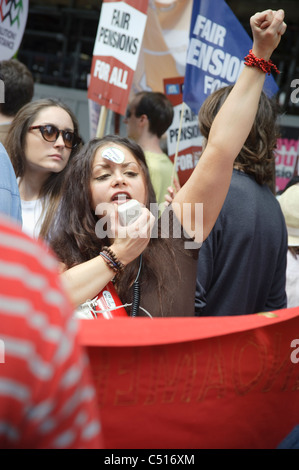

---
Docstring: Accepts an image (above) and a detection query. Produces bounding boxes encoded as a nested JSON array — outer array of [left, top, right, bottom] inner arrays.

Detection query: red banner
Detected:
[[88, 0, 148, 115], [79, 307, 299, 449]]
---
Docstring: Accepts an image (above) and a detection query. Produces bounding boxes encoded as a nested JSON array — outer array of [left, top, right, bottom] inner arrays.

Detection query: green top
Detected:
[[144, 150, 178, 212]]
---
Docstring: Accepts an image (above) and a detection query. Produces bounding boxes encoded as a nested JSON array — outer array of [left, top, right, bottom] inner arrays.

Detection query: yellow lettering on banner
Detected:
[[143, 344, 199, 405], [114, 349, 139, 406], [196, 340, 226, 402], [144, 346, 177, 405], [109, 66, 128, 89], [232, 332, 267, 396], [90, 349, 111, 406], [262, 333, 298, 392], [88, 331, 299, 408]]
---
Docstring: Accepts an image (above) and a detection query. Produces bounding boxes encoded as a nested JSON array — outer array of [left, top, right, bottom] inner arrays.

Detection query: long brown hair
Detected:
[[48, 135, 176, 313], [6, 98, 81, 238], [198, 85, 280, 190]]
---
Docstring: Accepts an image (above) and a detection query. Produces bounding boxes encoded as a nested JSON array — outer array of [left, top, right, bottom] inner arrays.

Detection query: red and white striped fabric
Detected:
[[0, 216, 103, 449]]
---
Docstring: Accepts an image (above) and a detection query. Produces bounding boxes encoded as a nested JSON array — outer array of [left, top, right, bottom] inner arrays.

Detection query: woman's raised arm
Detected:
[[173, 9, 287, 243]]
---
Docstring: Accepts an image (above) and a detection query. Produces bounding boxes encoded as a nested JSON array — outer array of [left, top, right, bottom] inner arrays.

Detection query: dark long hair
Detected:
[[198, 85, 280, 189], [6, 98, 81, 238], [48, 135, 175, 311]]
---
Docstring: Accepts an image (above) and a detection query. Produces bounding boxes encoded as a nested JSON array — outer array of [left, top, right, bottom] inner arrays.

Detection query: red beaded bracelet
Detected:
[[244, 49, 280, 75]]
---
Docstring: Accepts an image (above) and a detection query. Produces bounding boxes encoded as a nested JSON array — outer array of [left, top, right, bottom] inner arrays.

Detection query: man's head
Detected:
[[124, 91, 173, 141], [0, 59, 34, 118]]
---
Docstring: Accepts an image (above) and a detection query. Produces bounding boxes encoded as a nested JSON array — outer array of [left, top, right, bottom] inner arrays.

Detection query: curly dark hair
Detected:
[[198, 85, 280, 188]]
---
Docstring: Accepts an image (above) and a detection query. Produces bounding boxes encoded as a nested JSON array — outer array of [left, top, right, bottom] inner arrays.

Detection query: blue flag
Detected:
[[183, 0, 279, 114]]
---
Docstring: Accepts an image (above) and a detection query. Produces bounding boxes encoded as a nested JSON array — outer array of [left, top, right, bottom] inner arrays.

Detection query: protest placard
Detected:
[[164, 76, 202, 186], [88, 0, 148, 123], [0, 0, 28, 60]]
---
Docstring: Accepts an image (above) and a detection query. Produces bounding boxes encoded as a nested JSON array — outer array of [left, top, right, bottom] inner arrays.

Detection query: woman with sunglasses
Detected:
[[47, 10, 286, 318], [6, 98, 81, 239]]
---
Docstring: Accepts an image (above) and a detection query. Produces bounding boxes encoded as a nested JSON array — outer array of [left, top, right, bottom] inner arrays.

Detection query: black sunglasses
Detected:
[[29, 124, 81, 149]]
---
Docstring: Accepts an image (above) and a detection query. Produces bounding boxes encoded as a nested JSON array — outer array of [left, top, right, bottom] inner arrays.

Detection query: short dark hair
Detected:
[[0, 59, 34, 116], [134, 91, 173, 138]]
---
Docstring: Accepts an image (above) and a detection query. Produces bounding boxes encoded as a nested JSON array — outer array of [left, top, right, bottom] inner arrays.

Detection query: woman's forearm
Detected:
[[61, 256, 115, 308], [59, 216, 153, 308]]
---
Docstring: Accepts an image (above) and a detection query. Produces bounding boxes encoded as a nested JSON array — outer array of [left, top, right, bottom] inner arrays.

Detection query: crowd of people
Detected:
[[0, 7, 297, 448]]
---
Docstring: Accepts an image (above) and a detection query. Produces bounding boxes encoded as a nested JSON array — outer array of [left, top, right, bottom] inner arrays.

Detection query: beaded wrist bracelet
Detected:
[[100, 246, 125, 274], [244, 49, 280, 75]]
